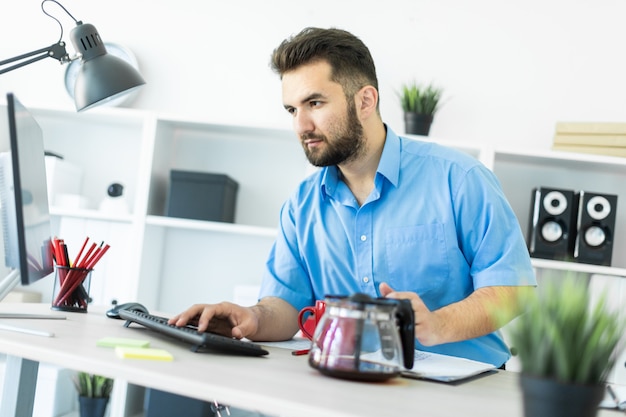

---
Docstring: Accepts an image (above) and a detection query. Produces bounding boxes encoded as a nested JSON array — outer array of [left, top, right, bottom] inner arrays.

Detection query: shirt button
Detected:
[[360, 235, 367, 241], [363, 277, 369, 283]]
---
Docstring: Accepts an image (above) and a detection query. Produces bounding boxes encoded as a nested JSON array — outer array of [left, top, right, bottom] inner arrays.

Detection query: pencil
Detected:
[[73, 236, 90, 268]]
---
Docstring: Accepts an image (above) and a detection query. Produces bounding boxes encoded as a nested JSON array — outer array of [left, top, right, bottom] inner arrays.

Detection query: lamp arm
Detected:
[[0, 41, 70, 75]]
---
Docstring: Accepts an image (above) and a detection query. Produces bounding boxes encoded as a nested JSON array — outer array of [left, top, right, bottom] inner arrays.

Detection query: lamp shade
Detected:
[[70, 22, 145, 111]]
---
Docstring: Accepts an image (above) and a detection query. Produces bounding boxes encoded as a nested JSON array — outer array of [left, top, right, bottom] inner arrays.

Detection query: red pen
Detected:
[[291, 349, 310, 356]]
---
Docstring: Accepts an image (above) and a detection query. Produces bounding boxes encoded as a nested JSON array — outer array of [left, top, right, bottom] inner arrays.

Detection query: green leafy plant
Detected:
[[500, 276, 624, 385], [73, 372, 114, 398], [398, 82, 443, 115]]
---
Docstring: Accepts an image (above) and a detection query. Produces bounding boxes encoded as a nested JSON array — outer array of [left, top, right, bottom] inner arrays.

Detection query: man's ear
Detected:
[[356, 85, 379, 118]]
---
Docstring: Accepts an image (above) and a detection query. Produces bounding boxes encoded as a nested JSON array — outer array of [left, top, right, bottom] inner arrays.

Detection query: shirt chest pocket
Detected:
[[384, 224, 449, 293]]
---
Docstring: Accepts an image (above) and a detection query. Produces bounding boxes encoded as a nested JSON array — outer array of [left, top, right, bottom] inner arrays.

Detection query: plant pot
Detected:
[[403, 112, 433, 136], [78, 396, 109, 417], [519, 374, 605, 417]]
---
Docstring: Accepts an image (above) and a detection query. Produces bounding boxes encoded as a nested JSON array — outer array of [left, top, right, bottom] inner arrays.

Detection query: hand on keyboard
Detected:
[[118, 309, 269, 356]]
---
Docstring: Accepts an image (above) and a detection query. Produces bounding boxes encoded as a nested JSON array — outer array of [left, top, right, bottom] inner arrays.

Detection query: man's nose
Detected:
[[293, 111, 314, 137]]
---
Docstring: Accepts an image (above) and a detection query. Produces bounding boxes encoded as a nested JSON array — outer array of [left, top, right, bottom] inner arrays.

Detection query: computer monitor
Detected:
[[0, 93, 54, 302]]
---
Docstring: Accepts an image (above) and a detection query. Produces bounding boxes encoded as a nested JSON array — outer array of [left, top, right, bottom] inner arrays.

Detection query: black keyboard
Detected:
[[118, 309, 269, 357]]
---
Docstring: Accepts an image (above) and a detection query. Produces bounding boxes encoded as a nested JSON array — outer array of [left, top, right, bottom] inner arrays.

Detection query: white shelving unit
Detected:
[[2, 105, 625, 415]]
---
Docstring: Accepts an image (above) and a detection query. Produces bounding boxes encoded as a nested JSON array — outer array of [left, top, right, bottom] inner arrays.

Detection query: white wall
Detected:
[[2, 0, 626, 149]]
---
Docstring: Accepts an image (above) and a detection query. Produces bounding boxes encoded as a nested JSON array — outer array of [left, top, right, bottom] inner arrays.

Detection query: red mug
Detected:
[[297, 300, 326, 340]]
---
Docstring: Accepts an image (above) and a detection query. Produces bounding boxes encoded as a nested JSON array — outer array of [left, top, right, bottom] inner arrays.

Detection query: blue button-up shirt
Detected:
[[259, 127, 536, 366]]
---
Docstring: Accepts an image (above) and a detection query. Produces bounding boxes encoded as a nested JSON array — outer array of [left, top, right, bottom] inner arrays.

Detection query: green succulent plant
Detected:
[[73, 372, 114, 398], [499, 276, 624, 385], [398, 82, 443, 115]]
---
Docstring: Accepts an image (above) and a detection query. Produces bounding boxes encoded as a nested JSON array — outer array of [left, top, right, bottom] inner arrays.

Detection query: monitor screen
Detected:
[[0, 93, 53, 299]]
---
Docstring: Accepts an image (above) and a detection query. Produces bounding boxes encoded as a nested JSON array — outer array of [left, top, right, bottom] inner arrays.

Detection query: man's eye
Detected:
[[310, 101, 322, 107], [286, 107, 296, 115]]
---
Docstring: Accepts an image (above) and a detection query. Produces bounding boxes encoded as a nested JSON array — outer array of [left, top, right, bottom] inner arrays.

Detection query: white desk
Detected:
[[0, 303, 621, 417]]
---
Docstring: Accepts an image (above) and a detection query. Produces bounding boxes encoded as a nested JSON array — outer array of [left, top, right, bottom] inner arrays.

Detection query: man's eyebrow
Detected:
[[284, 92, 326, 110], [303, 92, 325, 103]]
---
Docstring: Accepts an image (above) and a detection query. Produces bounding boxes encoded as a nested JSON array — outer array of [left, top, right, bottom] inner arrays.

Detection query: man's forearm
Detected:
[[432, 286, 529, 344], [248, 296, 299, 341]]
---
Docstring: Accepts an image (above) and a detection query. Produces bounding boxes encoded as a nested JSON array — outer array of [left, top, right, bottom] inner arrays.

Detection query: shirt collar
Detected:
[[320, 125, 401, 198], [377, 125, 400, 188]]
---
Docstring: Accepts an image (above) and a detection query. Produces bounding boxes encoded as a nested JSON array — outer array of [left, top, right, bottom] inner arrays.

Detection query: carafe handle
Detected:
[[396, 299, 415, 369]]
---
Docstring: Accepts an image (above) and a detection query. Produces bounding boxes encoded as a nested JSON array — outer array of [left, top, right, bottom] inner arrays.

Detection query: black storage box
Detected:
[[166, 170, 238, 223], [144, 388, 213, 417]]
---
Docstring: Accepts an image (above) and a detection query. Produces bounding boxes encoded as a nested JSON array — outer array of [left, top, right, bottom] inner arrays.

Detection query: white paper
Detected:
[[401, 350, 497, 382]]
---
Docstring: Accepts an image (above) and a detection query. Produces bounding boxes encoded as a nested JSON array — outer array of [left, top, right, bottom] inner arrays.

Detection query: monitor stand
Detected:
[[0, 269, 66, 326]]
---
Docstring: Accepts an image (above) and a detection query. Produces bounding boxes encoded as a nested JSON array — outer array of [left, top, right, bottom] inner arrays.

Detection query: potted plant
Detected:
[[497, 276, 625, 417], [73, 372, 114, 417], [398, 81, 443, 136]]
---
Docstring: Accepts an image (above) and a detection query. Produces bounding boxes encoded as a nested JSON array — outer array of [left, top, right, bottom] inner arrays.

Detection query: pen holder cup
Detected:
[[51, 266, 93, 313]]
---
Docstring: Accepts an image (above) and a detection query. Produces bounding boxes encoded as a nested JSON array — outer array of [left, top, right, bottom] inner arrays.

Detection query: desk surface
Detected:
[[0, 303, 621, 417]]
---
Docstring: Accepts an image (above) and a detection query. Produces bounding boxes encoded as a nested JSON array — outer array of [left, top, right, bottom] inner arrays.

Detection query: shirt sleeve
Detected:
[[258, 197, 315, 312], [452, 164, 536, 288]]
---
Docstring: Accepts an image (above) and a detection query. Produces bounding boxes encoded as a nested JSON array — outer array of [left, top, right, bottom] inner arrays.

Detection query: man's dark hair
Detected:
[[270, 27, 379, 100]]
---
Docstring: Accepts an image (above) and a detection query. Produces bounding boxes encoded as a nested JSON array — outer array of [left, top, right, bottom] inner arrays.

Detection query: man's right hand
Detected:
[[169, 302, 259, 340], [168, 297, 299, 342]]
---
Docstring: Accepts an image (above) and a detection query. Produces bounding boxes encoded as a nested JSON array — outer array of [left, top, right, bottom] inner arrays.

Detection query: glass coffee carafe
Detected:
[[308, 293, 415, 382]]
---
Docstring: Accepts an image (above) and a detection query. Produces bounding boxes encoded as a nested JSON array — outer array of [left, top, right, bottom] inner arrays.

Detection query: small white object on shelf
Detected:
[[98, 183, 129, 215]]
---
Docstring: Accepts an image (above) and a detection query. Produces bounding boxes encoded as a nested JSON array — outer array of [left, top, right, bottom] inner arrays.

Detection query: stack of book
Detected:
[[552, 122, 626, 158]]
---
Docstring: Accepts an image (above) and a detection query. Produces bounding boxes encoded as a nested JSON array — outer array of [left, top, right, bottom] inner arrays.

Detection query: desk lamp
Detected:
[[0, 0, 146, 111]]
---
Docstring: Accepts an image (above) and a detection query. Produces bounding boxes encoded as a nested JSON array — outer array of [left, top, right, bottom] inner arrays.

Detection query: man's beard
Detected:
[[301, 103, 365, 167]]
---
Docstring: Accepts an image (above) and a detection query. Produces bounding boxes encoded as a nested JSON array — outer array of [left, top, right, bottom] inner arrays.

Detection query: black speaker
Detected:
[[573, 191, 618, 266], [528, 187, 578, 261]]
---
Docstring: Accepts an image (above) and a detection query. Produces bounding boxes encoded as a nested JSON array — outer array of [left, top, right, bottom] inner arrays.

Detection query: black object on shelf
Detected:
[[573, 191, 617, 267], [144, 389, 213, 417], [166, 170, 238, 223], [528, 186, 618, 267], [107, 183, 124, 197], [527, 187, 578, 262]]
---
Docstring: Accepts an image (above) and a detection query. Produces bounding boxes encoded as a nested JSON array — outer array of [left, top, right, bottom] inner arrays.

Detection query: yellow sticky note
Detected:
[[97, 337, 150, 348], [115, 347, 173, 361]]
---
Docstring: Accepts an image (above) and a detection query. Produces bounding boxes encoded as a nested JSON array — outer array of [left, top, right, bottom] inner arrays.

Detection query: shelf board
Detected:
[[531, 258, 626, 277], [50, 207, 134, 223], [145, 215, 277, 238]]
